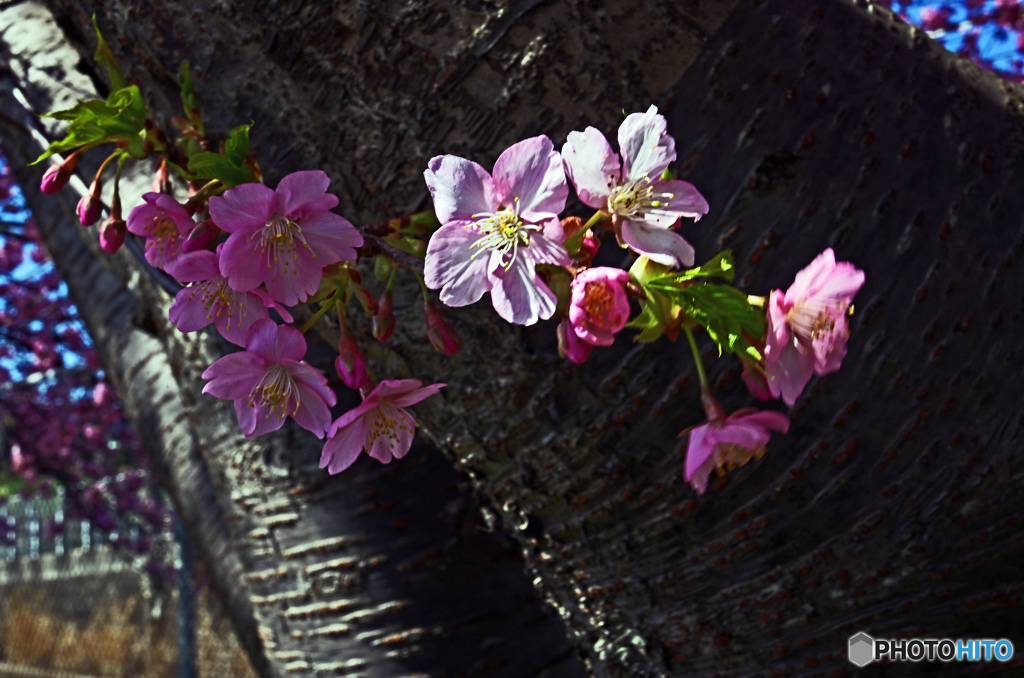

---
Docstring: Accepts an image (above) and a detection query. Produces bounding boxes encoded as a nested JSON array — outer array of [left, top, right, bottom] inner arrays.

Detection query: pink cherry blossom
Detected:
[[167, 246, 290, 346], [682, 409, 790, 494], [423, 135, 570, 326], [562, 105, 709, 268], [209, 171, 363, 307], [319, 379, 445, 474], [569, 267, 631, 346], [126, 192, 196, 270], [201, 318, 336, 438], [764, 248, 865, 406]]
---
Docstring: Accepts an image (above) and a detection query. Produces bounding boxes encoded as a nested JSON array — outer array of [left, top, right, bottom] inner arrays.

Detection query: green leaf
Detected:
[[225, 123, 252, 166], [187, 152, 247, 187], [653, 281, 765, 359], [92, 15, 128, 91]]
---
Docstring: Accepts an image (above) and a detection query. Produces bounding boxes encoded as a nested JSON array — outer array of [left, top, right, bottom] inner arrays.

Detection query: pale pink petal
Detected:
[[488, 255, 557, 325], [367, 379, 423, 402], [209, 183, 275, 234], [619, 219, 695, 268], [424, 224, 494, 307], [388, 382, 445, 408], [767, 342, 815, 407], [491, 135, 568, 220], [786, 248, 837, 302], [809, 262, 865, 303], [389, 409, 418, 460], [619, 105, 675, 182], [320, 419, 368, 474], [562, 127, 619, 210], [274, 171, 337, 220], [524, 233, 571, 267], [424, 155, 497, 224], [295, 212, 363, 263], [366, 405, 402, 463], [330, 400, 379, 433], [714, 421, 771, 452], [201, 352, 265, 399], [658, 179, 710, 221]]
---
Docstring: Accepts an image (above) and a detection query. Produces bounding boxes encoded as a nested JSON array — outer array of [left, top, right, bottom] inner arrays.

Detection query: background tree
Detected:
[[3, 0, 1024, 676]]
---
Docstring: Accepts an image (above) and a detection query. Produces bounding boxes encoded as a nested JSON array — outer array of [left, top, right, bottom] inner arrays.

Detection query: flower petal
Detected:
[[424, 155, 497, 224], [562, 127, 619, 210], [292, 381, 334, 439], [164, 250, 219, 283], [261, 244, 322, 307], [169, 285, 216, 333], [213, 290, 271, 347], [619, 219, 695, 268], [488, 255, 557, 325], [274, 170, 338, 220], [219, 228, 266, 293], [202, 352, 265, 400], [766, 341, 815, 407], [209, 183, 276, 234], [320, 419, 367, 474], [491, 135, 568, 220], [736, 410, 790, 435], [658, 179, 710, 221], [295, 212, 363, 263], [619, 105, 675, 182], [424, 223, 494, 307], [388, 382, 445, 408]]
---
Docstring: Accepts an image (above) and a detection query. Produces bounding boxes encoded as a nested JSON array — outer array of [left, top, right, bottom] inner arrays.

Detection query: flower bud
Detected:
[[335, 332, 368, 389], [182, 219, 219, 253], [425, 302, 459, 355], [372, 289, 395, 342], [740, 358, 772, 401], [77, 192, 102, 226], [557, 318, 591, 364], [99, 216, 127, 254], [40, 151, 81, 194]]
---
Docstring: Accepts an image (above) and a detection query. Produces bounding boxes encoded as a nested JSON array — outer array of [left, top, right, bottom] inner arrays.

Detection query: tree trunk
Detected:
[[4, 0, 1024, 676]]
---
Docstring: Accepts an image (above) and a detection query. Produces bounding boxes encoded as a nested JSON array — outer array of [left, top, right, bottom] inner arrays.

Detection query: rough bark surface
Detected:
[[3, 0, 1024, 677]]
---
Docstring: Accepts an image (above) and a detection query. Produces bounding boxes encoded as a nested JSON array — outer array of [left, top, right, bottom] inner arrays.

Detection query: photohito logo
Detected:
[[847, 632, 1014, 666]]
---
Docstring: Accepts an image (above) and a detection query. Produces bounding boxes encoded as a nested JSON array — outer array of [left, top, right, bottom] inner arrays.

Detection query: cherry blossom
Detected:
[[764, 248, 865, 406], [423, 135, 570, 326], [569, 267, 631, 346], [562, 105, 709, 268], [126, 192, 195, 270], [209, 171, 362, 307], [201, 318, 336, 438], [682, 409, 790, 494], [319, 380, 445, 474]]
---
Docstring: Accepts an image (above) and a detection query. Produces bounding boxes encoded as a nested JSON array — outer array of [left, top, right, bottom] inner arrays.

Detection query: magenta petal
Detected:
[[619, 219, 695, 268], [290, 362, 337, 408], [562, 127, 619, 210], [424, 155, 497, 224], [714, 421, 771, 452], [737, 410, 790, 435], [389, 409, 418, 460], [235, 399, 257, 437], [264, 324, 306, 363], [684, 424, 715, 481], [292, 382, 333, 439], [274, 171, 337, 220], [202, 352, 265, 399], [320, 420, 367, 474], [488, 255, 558, 325], [165, 250, 219, 283], [619, 105, 675, 182], [247, 405, 288, 438], [368, 379, 423, 402], [213, 290, 271, 347], [219, 229, 265, 293], [169, 285, 215, 333], [424, 224, 493, 307], [296, 212, 363, 263], [389, 382, 445, 408], [491, 135, 568, 219], [209, 183, 275, 233]]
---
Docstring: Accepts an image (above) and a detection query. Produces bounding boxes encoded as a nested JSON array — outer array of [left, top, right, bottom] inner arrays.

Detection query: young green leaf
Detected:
[[92, 15, 129, 91]]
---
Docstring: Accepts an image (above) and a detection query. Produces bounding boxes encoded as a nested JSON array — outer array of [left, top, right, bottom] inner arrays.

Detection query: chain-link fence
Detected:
[[0, 490, 255, 678]]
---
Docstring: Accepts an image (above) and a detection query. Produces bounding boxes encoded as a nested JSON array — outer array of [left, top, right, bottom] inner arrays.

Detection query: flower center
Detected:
[[366, 403, 410, 451], [250, 214, 314, 275], [583, 282, 616, 328], [146, 214, 181, 254], [786, 298, 850, 352], [468, 197, 540, 270], [713, 443, 766, 474], [248, 364, 300, 420], [607, 175, 676, 221]]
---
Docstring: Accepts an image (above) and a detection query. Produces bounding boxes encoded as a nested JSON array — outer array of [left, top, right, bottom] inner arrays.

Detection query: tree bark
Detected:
[[4, 0, 1024, 676]]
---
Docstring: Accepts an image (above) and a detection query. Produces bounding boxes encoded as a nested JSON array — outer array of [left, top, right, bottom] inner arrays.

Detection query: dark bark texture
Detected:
[[3, 0, 1024, 676]]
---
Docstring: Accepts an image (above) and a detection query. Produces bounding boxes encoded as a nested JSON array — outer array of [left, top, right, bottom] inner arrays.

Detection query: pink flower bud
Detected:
[[424, 303, 459, 355], [557, 318, 591, 364], [372, 290, 395, 342], [181, 219, 219, 253], [335, 332, 368, 390], [40, 152, 81, 194], [77, 192, 102, 226], [99, 217, 127, 254], [741, 359, 772, 401]]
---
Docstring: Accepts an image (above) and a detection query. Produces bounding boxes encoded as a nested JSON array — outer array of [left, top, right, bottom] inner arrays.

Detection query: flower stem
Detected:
[[683, 326, 709, 392], [684, 326, 727, 422], [110, 154, 128, 219], [413, 270, 431, 303], [564, 210, 607, 255], [300, 298, 336, 334]]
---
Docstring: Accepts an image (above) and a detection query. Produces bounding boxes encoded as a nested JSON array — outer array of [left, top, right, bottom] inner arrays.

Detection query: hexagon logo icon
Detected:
[[848, 632, 875, 667]]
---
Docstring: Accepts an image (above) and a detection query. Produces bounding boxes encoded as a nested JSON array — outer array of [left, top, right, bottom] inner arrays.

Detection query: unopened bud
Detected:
[[577, 234, 600, 267], [741, 359, 772, 401], [182, 219, 219, 253], [372, 289, 395, 342], [99, 217, 127, 254], [77, 191, 102, 226], [335, 332, 368, 390], [557, 318, 591, 364], [425, 302, 459, 355], [40, 152, 81, 194]]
